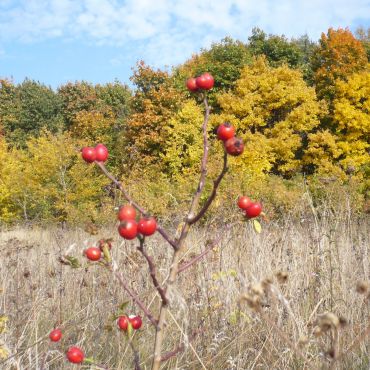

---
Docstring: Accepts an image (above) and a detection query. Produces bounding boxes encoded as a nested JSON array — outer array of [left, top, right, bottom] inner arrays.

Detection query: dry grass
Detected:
[[0, 204, 369, 369]]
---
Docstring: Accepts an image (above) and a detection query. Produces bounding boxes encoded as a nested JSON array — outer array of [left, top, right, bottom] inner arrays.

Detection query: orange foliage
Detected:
[[312, 28, 368, 100]]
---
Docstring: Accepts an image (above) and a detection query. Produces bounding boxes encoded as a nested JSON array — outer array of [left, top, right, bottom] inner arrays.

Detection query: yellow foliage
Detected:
[[70, 109, 115, 144], [5, 131, 110, 223], [216, 57, 324, 176], [0, 138, 21, 222], [160, 100, 204, 179], [304, 68, 370, 178]]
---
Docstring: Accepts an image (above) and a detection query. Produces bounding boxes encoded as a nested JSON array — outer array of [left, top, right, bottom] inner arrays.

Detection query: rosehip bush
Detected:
[[65, 73, 267, 370]]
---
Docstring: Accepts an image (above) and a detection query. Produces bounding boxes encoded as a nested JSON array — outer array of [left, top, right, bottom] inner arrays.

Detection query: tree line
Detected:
[[0, 27, 369, 223]]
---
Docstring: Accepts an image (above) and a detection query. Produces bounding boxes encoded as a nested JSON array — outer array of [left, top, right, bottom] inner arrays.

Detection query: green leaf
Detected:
[[65, 255, 81, 268], [83, 357, 95, 364], [119, 301, 130, 311], [253, 219, 262, 233]]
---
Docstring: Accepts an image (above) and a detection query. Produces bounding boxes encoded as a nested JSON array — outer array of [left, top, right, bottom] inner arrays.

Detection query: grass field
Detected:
[[0, 204, 369, 369]]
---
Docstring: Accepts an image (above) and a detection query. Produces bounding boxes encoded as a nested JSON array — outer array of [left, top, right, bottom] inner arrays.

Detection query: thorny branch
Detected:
[[178, 223, 232, 274], [111, 267, 158, 327], [188, 151, 228, 225], [137, 236, 168, 305]]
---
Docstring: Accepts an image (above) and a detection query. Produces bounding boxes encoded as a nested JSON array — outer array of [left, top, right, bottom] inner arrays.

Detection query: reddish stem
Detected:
[[178, 224, 231, 274], [188, 151, 228, 225], [111, 268, 158, 326], [137, 237, 168, 305]]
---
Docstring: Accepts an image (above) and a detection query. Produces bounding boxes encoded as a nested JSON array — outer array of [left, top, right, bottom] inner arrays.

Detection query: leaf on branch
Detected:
[[253, 219, 262, 234], [59, 255, 81, 268], [119, 301, 130, 311]]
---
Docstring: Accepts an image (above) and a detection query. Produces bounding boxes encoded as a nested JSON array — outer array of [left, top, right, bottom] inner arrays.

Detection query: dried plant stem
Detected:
[[258, 309, 308, 363], [151, 95, 211, 370], [333, 317, 370, 364]]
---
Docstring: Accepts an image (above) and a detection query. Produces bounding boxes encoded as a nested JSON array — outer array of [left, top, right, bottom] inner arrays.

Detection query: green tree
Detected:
[[174, 37, 251, 109], [0, 79, 62, 147]]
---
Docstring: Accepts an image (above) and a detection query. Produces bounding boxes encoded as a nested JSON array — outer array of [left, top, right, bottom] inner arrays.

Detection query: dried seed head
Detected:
[[318, 312, 340, 332], [239, 294, 261, 311], [261, 278, 272, 289], [339, 316, 348, 328], [313, 326, 322, 337], [276, 271, 288, 284], [251, 283, 265, 297], [298, 335, 309, 347], [356, 281, 369, 295]]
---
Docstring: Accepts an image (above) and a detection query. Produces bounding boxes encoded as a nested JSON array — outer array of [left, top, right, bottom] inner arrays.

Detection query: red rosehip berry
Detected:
[[224, 137, 244, 156], [186, 77, 198, 92], [49, 328, 62, 342], [137, 217, 157, 236], [94, 143, 109, 162], [237, 196, 253, 210], [117, 204, 136, 221], [117, 315, 129, 331], [245, 202, 262, 218], [84, 247, 101, 261], [217, 122, 235, 141], [81, 147, 96, 163], [66, 346, 84, 364], [129, 315, 142, 330], [196, 73, 214, 90], [118, 220, 138, 240]]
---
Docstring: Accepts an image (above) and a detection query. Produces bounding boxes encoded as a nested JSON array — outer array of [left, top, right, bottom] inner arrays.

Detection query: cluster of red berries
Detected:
[[217, 122, 244, 156], [49, 314, 142, 364], [49, 329, 85, 364], [237, 196, 262, 218], [81, 143, 109, 163], [117, 315, 142, 331], [186, 72, 214, 91], [117, 204, 157, 240]]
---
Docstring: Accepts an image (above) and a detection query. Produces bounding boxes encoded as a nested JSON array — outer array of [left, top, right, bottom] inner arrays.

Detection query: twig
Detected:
[[188, 152, 228, 225], [95, 161, 177, 250], [111, 268, 158, 327], [178, 224, 232, 274], [137, 237, 168, 305], [160, 328, 201, 362], [128, 340, 142, 370]]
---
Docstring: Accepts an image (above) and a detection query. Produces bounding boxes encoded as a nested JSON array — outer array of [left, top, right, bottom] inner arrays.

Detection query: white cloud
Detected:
[[0, 0, 369, 67]]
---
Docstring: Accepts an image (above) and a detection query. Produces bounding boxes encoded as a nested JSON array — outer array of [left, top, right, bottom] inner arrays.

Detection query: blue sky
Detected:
[[1, 0, 369, 89]]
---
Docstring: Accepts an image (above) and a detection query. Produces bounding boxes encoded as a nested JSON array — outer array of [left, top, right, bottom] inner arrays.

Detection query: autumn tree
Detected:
[[311, 28, 368, 101], [304, 67, 370, 178], [0, 137, 21, 222], [8, 131, 110, 223], [355, 26, 370, 60], [216, 57, 324, 177], [125, 61, 185, 172]]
